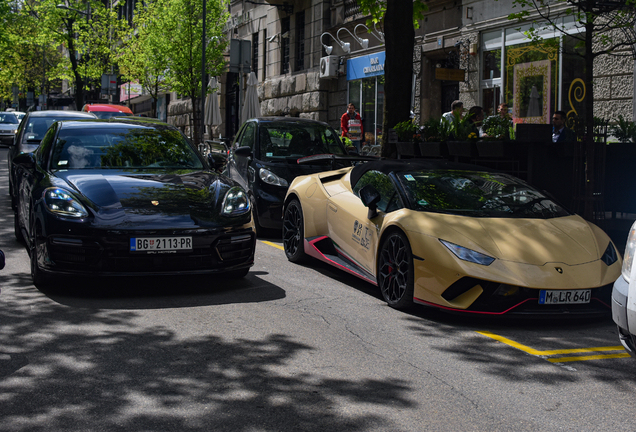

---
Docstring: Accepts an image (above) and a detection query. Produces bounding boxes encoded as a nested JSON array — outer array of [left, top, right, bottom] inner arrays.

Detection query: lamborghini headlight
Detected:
[[222, 186, 250, 216], [44, 187, 89, 218], [259, 168, 288, 187], [440, 239, 495, 266], [622, 222, 636, 282]]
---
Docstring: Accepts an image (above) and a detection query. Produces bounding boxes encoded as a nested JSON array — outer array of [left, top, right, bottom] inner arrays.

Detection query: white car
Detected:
[[612, 221, 636, 357]]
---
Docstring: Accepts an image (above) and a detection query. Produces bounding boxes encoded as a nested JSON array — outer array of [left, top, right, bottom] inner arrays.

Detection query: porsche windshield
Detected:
[[398, 170, 571, 218], [258, 122, 346, 162], [50, 126, 204, 170]]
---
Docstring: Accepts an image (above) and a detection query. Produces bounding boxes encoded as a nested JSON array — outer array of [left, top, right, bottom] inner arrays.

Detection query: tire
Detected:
[[377, 231, 415, 310], [283, 199, 306, 263], [225, 267, 250, 279], [30, 220, 51, 288]]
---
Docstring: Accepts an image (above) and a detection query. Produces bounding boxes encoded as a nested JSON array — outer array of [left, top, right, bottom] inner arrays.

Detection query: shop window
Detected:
[[295, 12, 305, 71], [281, 17, 290, 74]]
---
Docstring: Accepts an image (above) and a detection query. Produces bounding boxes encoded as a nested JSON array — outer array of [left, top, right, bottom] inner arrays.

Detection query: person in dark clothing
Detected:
[[552, 110, 577, 142], [467, 106, 484, 137]]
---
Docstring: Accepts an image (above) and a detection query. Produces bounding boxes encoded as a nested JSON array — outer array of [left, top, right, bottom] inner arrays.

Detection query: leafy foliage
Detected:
[[610, 115, 636, 143], [482, 115, 513, 140]]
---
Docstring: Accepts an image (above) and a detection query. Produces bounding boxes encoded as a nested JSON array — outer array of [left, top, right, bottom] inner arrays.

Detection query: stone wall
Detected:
[[259, 70, 338, 124], [594, 52, 635, 122], [167, 96, 194, 137]]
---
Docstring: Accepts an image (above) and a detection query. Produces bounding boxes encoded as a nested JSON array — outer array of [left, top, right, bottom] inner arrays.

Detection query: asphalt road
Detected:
[[1, 146, 636, 431]]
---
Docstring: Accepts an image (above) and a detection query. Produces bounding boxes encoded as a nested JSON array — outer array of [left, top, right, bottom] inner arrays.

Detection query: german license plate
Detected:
[[130, 237, 192, 252], [538, 289, 591, 305]]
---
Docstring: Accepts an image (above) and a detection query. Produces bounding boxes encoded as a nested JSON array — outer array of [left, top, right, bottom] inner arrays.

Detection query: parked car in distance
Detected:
[[6, 109, 26, 121], [612, 221, 636, 358], [81, 103, 133, 119], [12, 118, 256, 287], [0, 112, 20, 146], [283, 159, 621, 314], [7, 110, 97, 210], [226, 117, 353, 233]]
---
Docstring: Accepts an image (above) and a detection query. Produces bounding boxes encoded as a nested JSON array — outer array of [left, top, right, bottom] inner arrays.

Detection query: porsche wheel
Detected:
[[283, 199, 306, 263], [378, 231, 414, 310], [30, 220, 51, 288]]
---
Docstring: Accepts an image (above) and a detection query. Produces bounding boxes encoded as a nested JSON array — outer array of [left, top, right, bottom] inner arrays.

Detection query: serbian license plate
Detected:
[[538, 289, 591, 305], [130, 237, 193, 252]]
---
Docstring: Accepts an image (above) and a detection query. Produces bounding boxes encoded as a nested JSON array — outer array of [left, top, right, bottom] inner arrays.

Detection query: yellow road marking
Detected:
[[261, 240, 284, 251], [548, 353, 631, 363], [476, 331, 627, 363]]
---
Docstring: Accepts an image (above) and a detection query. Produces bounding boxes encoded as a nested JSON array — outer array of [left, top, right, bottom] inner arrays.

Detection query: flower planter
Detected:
[[419, 141, 447, 158], [396, 142, 419, 158], [447, 141, 477, 158]]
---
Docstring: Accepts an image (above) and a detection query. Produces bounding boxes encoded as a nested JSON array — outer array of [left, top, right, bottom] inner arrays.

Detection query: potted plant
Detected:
[[447, 113, 477, 158], [610, 115, 636, 143], [418, 117, 448, 157], [393, 119, 420, 157]]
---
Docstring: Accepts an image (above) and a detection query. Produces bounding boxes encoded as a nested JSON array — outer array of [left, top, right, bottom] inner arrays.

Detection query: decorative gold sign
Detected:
[[435, 68, 466, 81]]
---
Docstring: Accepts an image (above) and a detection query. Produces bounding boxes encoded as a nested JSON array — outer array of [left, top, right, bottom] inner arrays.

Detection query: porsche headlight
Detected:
[[259, 168, 288, 187], [222, 186, 250, 216], [44, 187, 89, 218], [440, 239, 495, 266], [601, 242, 618, 266], [622, 222, 636, 282]]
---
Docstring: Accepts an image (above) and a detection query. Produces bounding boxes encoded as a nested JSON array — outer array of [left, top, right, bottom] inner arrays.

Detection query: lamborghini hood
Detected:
[[405, 213, 609, 266]]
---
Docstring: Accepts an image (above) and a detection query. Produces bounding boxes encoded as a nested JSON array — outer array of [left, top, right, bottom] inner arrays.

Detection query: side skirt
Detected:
[[304, 236, 377, 286]]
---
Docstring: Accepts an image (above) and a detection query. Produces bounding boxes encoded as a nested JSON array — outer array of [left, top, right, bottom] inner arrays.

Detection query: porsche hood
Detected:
[[55, 170, 248, 228]]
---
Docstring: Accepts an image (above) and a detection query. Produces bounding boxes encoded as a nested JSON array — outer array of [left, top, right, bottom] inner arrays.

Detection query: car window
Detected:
[[22, 116, 90, 144], [37, 125, 58, 166], [258, 122, 347, 162], [398, 170, 571, 218], [239, 122, 256, 149], [352, 170, 400, 213], [0, 113, 18, 124], [49, 126, 204, 170]]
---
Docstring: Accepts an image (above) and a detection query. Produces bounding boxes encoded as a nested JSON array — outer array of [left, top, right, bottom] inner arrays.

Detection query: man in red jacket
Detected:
[[341, 103, 364, 151]]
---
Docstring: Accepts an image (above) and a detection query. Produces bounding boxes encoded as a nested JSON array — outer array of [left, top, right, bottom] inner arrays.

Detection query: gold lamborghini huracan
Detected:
[[282, 158, 621, 316]]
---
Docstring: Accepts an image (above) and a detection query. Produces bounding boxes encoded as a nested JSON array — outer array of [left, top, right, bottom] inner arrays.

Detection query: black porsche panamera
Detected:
[[12, 118, 256, 286]]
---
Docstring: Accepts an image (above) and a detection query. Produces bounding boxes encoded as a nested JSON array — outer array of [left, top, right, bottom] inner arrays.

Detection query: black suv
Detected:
[[226, 117, 350, 233]]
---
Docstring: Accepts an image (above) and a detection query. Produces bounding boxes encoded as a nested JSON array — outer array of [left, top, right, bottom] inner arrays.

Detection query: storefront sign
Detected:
[[435, 68, 466, 81], [120, 81, 143, 101], [347, 52, 386, 81]]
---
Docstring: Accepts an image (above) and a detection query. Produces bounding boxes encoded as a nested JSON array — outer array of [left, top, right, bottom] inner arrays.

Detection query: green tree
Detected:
[[357, 0, 428, 158], [506, 0, 636, 219], [118, 0, 228, 144], [24, 0, 128, 109]]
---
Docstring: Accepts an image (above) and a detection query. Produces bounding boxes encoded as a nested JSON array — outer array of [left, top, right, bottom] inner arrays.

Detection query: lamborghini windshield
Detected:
[[398, 170, 571, 218]]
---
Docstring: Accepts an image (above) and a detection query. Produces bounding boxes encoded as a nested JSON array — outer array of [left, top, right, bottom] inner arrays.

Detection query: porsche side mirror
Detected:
[[359, 184, 381, 219], [207, 153, 226, 172], [13, 152, 35, 171], [234, 146, 252, 157]]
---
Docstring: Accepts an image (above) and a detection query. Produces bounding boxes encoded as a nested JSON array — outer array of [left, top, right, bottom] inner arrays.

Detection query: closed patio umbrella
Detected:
[[241, 72, 261, 124], [204, 77, 222, 136]]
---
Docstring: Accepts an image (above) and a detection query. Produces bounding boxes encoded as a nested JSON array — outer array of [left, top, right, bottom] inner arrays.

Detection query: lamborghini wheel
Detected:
[[378, 231, 414, 310], [283, 199, 306, 263]]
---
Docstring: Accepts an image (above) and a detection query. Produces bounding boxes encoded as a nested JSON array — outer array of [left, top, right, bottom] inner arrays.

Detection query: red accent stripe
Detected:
[[413, 297, 538, 315], [305, 237, 377, 285]]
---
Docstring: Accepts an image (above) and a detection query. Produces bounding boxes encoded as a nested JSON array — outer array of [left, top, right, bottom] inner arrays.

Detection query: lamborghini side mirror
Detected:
[[359, 184, 381, 219]]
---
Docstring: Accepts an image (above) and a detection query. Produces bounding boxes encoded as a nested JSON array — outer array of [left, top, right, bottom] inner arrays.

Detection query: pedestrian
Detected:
[[552, 110, 576, 142], [467, 106, 484, 137], [341, 103, 364, 151], [442, 100, 464, 123]]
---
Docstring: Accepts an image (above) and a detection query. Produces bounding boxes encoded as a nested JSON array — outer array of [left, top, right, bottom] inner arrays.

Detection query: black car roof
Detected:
[[350, 159, 499, 187], [251, 117, 330, 126], [26, 110, 96, 118], [57, 118, 175, 130]]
